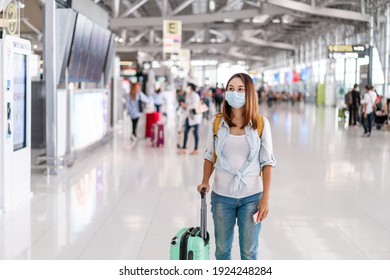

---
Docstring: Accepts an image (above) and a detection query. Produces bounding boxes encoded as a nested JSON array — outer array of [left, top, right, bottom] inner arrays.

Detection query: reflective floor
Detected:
[[1, 100, 390, 260]]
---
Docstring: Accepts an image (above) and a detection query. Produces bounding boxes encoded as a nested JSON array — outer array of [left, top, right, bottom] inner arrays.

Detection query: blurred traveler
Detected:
[[344, 89, 353, 124], [361, 85, 377, 137], [214, 87, 224, 113], [349, 84, 360, 126], [178, 83, 202, 155], [197, 73, 276, 260], [175, 89, 186, 148], [126, 82, 151, 141], [153, 88, 165, 113]]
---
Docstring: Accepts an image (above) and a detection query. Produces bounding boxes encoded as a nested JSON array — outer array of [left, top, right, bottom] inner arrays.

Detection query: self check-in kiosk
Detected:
[[0, 35, 32, 212]]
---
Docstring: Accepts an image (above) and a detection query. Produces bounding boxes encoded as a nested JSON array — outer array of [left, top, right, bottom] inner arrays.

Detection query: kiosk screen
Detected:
[[13, 53, 27, 151]]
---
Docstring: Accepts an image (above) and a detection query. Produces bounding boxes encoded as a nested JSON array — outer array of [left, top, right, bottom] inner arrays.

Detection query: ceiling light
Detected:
[[19, 3, 25, 8], [272, 18, 281, 24], [252, 15, 270, 24], [118, 38, 124, 43], [242, 19, 251, 23], [209, 0, 216, 12], [223, 19, 235, 23], [210, 38, 216, 43], [33, 45, 38, 49]]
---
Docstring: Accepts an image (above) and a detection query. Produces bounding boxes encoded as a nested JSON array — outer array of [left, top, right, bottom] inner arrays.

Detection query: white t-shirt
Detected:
[[214, 134, 262, 198], [363, 90, 377, 114]]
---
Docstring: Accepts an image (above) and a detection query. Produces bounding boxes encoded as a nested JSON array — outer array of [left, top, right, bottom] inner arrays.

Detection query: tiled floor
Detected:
[[1, 99, 390, 260]]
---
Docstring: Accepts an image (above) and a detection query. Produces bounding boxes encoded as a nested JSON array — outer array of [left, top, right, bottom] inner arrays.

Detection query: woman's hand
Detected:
[[257, 197, 270, 223], [197, 183, 210, 194]]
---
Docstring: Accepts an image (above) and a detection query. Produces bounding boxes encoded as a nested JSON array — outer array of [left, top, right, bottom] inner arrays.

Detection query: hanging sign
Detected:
[[163, 20, 182, 54]]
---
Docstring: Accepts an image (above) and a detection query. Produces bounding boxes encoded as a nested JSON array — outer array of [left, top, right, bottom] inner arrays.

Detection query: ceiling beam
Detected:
[[267, 0, 370, 22], [127, 29, 149, 46], [113, 0, 120, 18], [21, 19, 43, 36], [116, 42, 233, 53], [171, 0, 195, 16], [119, 0, 149, 18], [229, 46, 265, 61], [185, 42, 232, 51], [241, 36, 297, 51], [217, 0, 242, 13], [111, 9, 259, 28]]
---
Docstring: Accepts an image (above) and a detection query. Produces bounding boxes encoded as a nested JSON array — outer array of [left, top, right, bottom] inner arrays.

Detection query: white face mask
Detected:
[[225, 91, 246, 109]]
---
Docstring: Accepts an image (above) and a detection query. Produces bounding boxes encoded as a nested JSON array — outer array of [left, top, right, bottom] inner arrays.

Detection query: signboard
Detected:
[[163, 20, 182, 54], [328, 45, 366, 59], [1, 1, 20, 37]]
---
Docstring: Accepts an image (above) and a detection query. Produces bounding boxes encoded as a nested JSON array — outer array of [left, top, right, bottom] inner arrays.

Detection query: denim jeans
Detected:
[[182, 118, 199, 150], [362, 112, 374, 134], [131, 117, 139, 137], [211, 191, 263, 260]]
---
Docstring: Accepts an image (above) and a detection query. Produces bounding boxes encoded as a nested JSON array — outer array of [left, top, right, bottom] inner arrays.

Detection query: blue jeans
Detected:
[[182, 118, 199, 150], [211, 191, 263, 260], [362, 112, 374, 134]]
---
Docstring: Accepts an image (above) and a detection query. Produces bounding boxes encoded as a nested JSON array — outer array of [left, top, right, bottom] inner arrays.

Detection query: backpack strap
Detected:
[[256, 114, 264, 138], [212, 114, 265, 165]]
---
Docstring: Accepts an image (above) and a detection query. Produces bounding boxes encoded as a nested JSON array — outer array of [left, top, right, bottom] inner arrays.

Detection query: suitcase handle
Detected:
[[200, 188, 207, 240], [200, 188, 206, 199]]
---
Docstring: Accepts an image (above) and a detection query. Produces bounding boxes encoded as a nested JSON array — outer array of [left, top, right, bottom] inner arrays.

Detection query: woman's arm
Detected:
[[257, 118, 276, 222], [197, 160, 214, 194], [139, 92, 151, 103], [257, 166, 271, 222]]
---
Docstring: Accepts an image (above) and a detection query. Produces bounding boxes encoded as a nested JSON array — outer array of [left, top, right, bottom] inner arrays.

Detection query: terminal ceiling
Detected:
[[16, 1, 390, 66]]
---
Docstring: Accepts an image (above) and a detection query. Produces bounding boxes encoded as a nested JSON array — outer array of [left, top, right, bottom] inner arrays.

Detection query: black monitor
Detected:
[[68, 13, 111, 83]]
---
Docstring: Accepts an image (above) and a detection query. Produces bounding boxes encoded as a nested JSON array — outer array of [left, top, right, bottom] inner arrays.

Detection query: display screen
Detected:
[[13, 53, 27, 151], [72, 91, 108, 151], [68, 14, 111, 83]]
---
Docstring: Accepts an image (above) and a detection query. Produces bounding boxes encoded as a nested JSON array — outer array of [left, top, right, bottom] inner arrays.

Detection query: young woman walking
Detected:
[[197, 73, 276, 260]]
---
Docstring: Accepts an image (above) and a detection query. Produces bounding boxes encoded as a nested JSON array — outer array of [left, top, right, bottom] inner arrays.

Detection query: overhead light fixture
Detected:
[[209, 0, 216, 12], [33, 45, 38, 49], [118, 38, 124, 43], [223, 19, 235, 23], [19, 2, 25, 8], [242, 19, 251, 23], [210, 38, 216, 43], [272, 18, 281, 24], [252, 15, 270, 24]]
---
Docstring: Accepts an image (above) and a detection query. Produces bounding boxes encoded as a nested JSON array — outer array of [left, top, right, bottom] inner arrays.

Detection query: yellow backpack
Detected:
[[212, 113, 264, 164]]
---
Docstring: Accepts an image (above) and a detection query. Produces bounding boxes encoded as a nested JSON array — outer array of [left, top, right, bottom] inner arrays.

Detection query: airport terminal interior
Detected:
[[1, 0, 390, 260]]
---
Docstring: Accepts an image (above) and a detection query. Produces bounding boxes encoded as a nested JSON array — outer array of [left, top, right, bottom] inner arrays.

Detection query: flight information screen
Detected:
[[13, 53, 27, 151]]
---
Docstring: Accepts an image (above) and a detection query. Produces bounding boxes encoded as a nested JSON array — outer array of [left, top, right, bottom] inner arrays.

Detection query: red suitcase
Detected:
[[151, 123, 164, 147], [145, 112, 160, 138]]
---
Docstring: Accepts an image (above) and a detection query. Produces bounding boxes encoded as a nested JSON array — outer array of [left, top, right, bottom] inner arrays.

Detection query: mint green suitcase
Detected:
[[170, 189, 210, 260]]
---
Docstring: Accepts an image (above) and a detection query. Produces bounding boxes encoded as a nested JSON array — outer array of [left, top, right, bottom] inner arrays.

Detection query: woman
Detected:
[[197, 73, 276, 260], [178, 83, 202, 155], [126, 82, 150, 141]]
